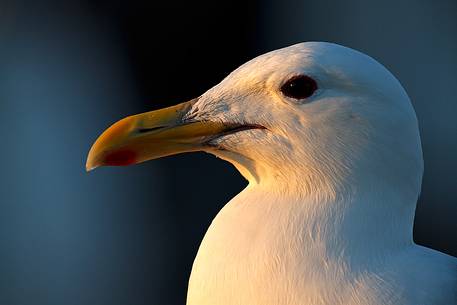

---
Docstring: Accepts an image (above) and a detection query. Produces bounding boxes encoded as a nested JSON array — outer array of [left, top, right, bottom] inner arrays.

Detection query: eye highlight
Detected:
[[280, 75, 318, 100]]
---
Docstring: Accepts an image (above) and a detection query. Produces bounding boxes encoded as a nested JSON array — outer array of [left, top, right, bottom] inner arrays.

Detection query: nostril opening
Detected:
[[137, 126, 167, 133]]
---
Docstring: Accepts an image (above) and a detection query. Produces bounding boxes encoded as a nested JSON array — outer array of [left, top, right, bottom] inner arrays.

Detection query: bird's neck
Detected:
[[226, 179, 416, 270]]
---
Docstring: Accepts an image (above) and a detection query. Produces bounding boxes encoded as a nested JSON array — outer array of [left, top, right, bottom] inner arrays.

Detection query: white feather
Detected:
[[185, 42, 457, 305]]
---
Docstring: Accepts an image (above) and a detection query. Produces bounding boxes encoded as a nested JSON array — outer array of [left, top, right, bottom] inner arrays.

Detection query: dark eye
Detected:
[[280, 75, 318, 100]]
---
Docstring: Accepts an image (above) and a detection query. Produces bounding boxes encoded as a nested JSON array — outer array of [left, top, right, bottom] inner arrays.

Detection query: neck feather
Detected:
[[231, 177, 417, 270]]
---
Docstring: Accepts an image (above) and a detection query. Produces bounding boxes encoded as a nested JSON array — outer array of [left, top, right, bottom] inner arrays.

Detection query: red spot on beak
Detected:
[[104, 150, 137, 166]]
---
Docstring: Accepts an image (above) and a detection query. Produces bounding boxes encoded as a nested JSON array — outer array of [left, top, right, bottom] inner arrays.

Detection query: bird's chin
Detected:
[[205, 144, 261, 183], [203, 127, 267, 183]]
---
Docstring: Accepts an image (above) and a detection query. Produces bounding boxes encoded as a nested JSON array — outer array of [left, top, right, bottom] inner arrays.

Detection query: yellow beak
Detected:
[[85, 98, 230, 171]]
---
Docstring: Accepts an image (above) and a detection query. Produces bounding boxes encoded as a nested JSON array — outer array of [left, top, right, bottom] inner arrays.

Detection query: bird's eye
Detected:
[[280, 75, 318, 100]]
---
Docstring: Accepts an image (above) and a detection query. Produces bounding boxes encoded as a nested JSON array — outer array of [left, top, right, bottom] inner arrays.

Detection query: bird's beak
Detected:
[[86, 98, 227, 171]]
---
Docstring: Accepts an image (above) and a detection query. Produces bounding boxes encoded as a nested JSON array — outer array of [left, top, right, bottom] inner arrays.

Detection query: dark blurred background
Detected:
[[0, 0, 455, 304]]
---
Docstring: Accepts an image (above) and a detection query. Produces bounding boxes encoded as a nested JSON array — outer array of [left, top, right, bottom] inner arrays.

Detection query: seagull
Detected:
[[86, 42, 457, 305]]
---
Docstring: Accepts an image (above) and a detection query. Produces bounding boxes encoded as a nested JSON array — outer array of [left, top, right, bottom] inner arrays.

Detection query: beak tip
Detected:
[[85, 161, 97, 172], [85, 150, 99, 172]]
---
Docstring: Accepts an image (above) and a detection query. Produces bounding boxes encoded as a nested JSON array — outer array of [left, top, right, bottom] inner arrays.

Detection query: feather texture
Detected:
[[185, 42, 457, 305]]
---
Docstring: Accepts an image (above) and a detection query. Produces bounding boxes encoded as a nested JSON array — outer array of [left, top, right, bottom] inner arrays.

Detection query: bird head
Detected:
[[86, 42, 423, 200]]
